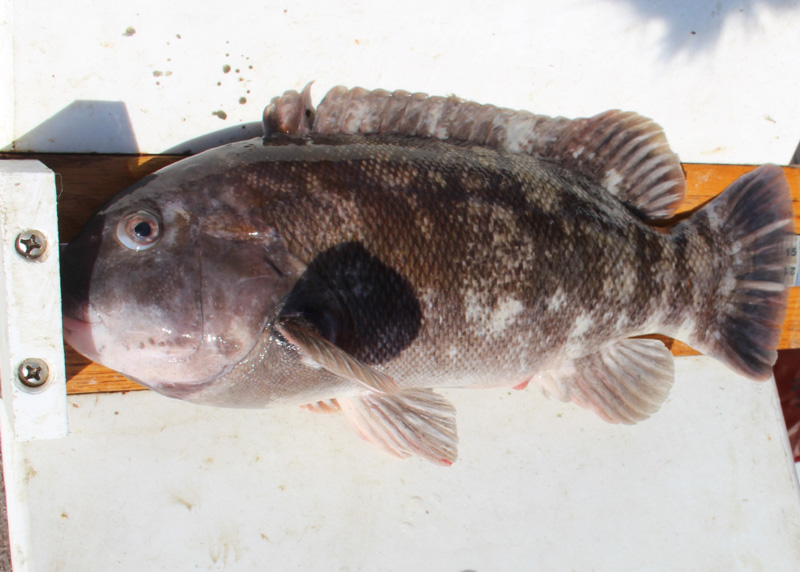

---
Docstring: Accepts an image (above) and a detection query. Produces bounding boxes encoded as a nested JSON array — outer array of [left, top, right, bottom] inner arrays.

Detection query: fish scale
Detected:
[[237, 142, 683, 378]]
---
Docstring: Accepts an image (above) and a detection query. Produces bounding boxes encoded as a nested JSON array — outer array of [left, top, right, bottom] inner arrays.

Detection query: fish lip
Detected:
[[61, 314, 103, 363], [61, 315, 90, 332], [61, 292, 101, 325]]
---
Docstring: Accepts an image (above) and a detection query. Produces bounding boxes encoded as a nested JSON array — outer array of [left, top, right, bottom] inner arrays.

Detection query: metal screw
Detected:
[[15, 230, 47, 260], [17, 358, 50, 388]]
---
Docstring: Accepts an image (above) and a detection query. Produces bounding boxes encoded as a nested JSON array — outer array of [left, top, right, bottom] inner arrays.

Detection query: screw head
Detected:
[[17, 358, 50, 388], [15, 230, 47, 260]]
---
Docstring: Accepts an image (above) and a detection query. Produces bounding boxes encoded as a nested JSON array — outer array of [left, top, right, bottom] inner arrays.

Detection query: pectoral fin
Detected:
[[338, 389, 458, 465], [277, 320, 398, 394], [533, 338, 675, 424]]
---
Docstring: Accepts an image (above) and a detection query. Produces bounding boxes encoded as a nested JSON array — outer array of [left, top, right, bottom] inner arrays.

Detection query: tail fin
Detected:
[[683, 164, 794, 379]]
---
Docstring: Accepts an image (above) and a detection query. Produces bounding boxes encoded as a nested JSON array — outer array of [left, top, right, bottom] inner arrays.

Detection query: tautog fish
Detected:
[[60, 85, 795, 464]]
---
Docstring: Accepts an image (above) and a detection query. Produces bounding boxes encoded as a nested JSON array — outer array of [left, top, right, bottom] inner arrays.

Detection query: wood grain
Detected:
[[3, 153, 798, 394]]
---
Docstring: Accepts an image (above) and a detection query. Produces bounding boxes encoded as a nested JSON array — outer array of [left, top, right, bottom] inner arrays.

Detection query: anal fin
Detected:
[[338, 389, 458, 465], [512, 379, 531, 391], [301, 399, 341, 414], [533, 339, 675, 424]]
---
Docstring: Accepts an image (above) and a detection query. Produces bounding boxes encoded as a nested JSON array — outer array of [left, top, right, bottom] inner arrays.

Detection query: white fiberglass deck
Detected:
[[3, 357, 800, 571]]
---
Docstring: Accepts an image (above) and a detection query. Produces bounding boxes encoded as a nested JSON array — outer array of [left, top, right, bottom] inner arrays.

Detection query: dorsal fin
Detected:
[[262, 84, 686, 219], [544, 110, 686, 219], [314, 86, 686, 219], [262, 82, 315, 136]]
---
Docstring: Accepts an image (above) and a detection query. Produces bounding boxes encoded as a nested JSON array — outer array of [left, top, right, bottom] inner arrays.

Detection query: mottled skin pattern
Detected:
[[144, 133, 715, 408], [59, 85, 791, 463]]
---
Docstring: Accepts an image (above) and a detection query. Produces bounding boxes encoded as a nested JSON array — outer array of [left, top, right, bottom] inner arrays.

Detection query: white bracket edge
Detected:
[[0, 160, 68, 441], [0, 0, 13, 149]]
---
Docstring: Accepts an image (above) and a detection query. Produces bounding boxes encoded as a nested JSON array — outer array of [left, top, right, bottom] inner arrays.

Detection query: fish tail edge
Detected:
[[687, 164, 794, 380]]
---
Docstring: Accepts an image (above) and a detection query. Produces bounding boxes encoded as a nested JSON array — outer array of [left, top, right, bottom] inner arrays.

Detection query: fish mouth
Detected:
[[61, 293, 104, 360], [62, 314, 102, 362], [62, 296, 102, 325], [61, 302, 224, 388]]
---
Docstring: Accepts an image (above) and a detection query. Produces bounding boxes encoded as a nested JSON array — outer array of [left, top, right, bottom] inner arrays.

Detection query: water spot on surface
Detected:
[[123, 26, 136, 37], [239, 97, 247, 104], [173, 496, 194, 511], [153, 70, 163, 77], [23, 461, 37, 483], [401, 496, 433, 531], [222, 64, 231, 73], [212, 110, 228, 120]]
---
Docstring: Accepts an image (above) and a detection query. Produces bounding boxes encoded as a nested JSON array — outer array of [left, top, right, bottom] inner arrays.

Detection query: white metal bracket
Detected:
[[0, 160, 68, 440]]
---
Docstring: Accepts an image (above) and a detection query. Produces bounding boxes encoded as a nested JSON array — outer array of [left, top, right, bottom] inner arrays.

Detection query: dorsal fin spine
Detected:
[[614, 133, 660, 171]]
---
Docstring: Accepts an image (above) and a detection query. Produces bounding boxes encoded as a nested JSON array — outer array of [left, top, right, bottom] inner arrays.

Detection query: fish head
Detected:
[[60, 163, 303, 394]]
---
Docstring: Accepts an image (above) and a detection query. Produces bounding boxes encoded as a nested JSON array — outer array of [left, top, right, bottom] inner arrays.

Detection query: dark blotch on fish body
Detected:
[[282, 241, 423, 365]]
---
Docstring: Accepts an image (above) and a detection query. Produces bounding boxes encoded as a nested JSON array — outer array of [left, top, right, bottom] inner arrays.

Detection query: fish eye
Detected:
[[116, 210, 162, 251]]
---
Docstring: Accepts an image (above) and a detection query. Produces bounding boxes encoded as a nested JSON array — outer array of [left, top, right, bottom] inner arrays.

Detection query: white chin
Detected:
[[62, 316, 209, 384], [62, 316, 103, 363]]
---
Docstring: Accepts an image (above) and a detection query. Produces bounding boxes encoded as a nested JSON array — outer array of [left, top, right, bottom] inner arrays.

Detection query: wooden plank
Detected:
[[2, 153, 798, 394]]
